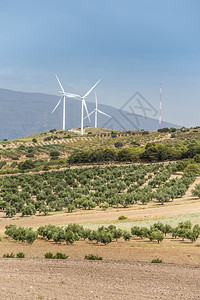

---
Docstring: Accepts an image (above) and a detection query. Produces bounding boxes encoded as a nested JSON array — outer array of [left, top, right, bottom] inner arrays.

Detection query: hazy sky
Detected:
[[0, 0, 200, 127]]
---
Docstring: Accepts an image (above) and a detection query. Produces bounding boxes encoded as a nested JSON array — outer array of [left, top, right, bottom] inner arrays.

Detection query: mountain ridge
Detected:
[[0, 88, 181, 140]]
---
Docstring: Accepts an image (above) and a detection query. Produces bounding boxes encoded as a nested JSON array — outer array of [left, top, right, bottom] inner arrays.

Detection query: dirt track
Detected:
[[0, 259, 199, 300], [0, 200, 199, 231]]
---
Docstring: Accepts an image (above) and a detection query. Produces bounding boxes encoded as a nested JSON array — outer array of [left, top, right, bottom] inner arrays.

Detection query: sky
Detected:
[[0, 0, 200, 127]]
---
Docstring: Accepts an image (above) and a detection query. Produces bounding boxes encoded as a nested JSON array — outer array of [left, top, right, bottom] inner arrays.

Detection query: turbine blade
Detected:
[[83, 79, 101, 98], [83, 99, 91, 122], [52, 96, 63, 113], [83, 110, 95, 120], [55, 74, 65, 93], [66, 93, 82, 98], [98, 109, 111, 118]]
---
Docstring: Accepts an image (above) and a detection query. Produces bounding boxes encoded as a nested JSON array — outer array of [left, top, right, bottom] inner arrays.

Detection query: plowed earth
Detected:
[[0, 259, 199, 300]]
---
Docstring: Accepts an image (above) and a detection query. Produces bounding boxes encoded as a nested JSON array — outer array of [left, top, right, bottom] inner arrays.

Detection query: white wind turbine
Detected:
[[73, 79, 101, 135], [85, 92, 111, 128], [52, 74, 81, 130]]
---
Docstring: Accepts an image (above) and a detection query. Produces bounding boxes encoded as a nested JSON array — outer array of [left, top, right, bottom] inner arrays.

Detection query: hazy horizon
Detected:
[[0, 0, 200, 128]]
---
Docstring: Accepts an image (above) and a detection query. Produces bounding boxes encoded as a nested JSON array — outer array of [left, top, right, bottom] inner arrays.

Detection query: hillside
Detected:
[[0, 126, 200, 174], [0, 126, 200, 300], [0, 88, 180, 140]]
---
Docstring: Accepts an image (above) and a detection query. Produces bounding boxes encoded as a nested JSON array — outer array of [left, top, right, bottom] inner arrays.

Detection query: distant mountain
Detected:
[[0, 88, 181, 140]]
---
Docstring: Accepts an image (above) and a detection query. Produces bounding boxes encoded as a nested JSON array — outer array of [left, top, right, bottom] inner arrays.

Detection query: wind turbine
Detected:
[[52, 74, 82, 130], [73, 79, 101, 135], [85, 92, 111, 128]]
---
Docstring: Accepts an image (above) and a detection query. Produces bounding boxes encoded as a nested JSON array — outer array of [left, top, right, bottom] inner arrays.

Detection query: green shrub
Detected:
[[44, 252, 68, 259], [26, 153, 34, 158], [50, 151, 60, 157], [54, 252, 68, 259], [18, 159, 36, 170], [142, 131, 149, 135], [114, 142, 123, 148], [184, 163, 200, 174], [152, 258, 162, 263], [85, 254, 103, 260], [3, 252, 15, 258], [118, 215, 128, 220], [16, 252, 25, 258], [0, 161, 6, 169], [45, 252, 54, 259]]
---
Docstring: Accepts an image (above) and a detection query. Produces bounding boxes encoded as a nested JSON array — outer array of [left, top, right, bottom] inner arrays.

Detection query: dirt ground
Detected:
[[0, 259, 199, 300], [0, 234, 200, 266]]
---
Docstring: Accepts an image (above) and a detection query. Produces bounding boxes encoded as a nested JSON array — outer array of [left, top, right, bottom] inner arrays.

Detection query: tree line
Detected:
[[5, 220, 200, 245], [68, 139, 200, 164]]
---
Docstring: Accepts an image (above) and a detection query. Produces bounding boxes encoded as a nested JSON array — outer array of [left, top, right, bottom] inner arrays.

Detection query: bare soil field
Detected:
[[0, 259, 199, 300], [0, 233, 200, 265]]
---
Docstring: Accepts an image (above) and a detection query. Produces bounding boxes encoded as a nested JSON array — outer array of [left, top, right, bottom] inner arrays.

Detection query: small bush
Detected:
[[26, 153, 34, 158], [45, 252, 68, 259], [3, 252, 15, 258], [115, 142, 123, 148], [54, 252, 68, 259], [45, 252, 54, 259], [118, 215, 128, 220], [151, 258, 162, 263], [17, 252, 25, 258], [85, 254, 103, 260], [50, 151, 60, 157], [184, 163, 200, 174]]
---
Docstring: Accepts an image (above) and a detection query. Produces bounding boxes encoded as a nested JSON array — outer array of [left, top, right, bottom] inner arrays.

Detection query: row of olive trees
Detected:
[[131, 221, 200, 242], [5, 224, 38, 243], [5, 221, 200, 245], [5, 223, 131, 245]]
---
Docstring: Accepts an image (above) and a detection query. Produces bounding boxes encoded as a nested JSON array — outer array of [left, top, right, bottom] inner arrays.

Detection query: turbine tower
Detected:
[[85, 92, 111, 128], [159, 83, 162, 129], [73, 79, 101, 135], [52, 75, 82, 130]]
